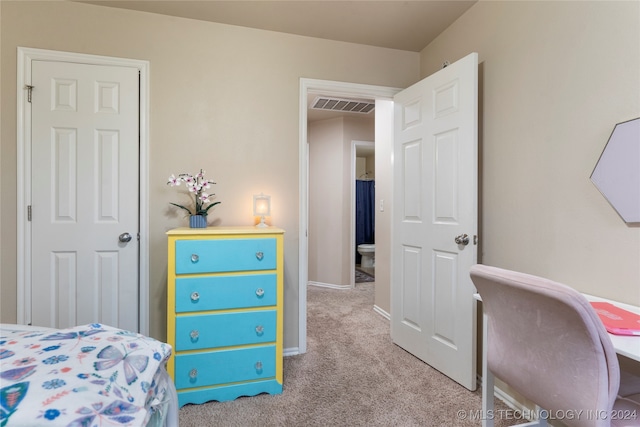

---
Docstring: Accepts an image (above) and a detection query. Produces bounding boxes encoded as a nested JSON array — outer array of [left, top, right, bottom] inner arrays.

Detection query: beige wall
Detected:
[[356, 151, 375, 180], [420, 0, 640, 305], [356, 157, 366, 179], [3, 0, 636, 356], [374, 100, 394, 313], [365, 155, 375, 179], [308, 116, 374, 287], [0, 1, 420, 346], [308, 118, 344, 285]]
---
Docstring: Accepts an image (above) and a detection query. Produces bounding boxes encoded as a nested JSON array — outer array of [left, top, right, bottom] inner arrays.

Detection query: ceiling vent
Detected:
[[311, 96, 375, 114]]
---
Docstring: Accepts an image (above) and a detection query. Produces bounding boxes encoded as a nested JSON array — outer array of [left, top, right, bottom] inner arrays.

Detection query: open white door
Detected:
[[391, 52, 478, 390]]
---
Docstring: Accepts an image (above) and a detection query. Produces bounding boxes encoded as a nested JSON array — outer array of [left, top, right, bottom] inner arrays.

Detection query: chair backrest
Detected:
[[470, 264, 620, 427]]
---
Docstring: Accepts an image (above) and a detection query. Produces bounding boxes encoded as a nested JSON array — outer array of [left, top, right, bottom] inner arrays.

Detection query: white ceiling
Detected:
[[81, 0, 476, 52]]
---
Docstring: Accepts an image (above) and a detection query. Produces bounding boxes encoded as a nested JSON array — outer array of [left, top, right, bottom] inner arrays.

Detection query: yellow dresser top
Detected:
[[167, 226, 285, 236]]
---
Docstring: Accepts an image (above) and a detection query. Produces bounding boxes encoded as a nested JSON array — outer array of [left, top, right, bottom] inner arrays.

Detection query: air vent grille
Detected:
[[312, 97, 375, 114]]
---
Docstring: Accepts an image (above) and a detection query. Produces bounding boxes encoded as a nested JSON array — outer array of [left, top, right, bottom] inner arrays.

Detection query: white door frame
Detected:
[[351, 139, 375, 288], [299, 78, 399, 353], [16, 47, 151, 335]]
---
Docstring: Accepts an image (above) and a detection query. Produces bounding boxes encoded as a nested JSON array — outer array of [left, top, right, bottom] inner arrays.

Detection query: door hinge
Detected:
[[27, 205, 32, 221], [25, 85, 34, 103]]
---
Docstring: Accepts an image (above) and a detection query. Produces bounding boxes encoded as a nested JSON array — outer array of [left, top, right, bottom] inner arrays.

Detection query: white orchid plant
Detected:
[[167, 169, 220, 217]]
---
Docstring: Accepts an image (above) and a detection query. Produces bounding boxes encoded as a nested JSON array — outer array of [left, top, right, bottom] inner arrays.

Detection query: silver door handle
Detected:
[[454, 234, 470, 245], [119, 232, 132, 243]]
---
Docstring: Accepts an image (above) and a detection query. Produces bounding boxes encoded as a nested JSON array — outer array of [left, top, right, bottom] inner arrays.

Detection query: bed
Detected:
[[0, 323, 178, 427]]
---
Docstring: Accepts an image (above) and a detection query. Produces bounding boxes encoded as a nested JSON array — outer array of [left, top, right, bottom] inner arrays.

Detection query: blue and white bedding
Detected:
[[0, 323, 176, 427]]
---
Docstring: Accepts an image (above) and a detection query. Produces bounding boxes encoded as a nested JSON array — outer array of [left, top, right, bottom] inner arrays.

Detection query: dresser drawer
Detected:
[[175, 310, 276, 351], [175, 238, 276, 274], [175, 274, 276, 313], [174, 345, 276, 390]]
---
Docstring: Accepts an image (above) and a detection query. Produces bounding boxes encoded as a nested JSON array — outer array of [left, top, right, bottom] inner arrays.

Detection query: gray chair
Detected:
[[470, 264, 640, 427]]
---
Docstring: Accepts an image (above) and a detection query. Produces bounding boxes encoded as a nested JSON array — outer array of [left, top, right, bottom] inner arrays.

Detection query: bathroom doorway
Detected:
[[352, 140, 376, 285]]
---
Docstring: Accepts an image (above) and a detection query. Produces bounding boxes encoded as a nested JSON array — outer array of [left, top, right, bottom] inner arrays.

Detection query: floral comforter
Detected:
[[0, 323, 173, 427]]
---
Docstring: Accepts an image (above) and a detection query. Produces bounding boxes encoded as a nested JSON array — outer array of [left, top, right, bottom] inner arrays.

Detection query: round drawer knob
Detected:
[[191, 254, 199, 263], [190, 330, 199, 340], [255, 325, 264, 335], [256, 288, 265, 297], [190, 291, 200, 302], [255, 361, 263, 371], [189, 368, 198, 379], [255, 251, 264, 261]]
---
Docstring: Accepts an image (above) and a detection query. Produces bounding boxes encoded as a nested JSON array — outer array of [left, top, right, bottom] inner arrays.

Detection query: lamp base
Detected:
[[256, 217, 268, 228]]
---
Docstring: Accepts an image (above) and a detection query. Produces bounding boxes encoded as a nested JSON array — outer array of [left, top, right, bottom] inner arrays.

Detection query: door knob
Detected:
[[454, 234, 470, 245], [119, 232, 132, 243]]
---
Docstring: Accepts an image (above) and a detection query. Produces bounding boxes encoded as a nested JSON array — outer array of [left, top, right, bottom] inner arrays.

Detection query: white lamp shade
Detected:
[[253, 194, 271, 217]]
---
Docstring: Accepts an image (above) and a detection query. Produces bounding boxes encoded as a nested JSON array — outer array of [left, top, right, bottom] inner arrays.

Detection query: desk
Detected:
[[582, 294, 640, 363], [475, 293, 640, 427]]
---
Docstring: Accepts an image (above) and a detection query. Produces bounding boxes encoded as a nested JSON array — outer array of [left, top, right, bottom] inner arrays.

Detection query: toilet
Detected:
[[357, 244, 375, 268]]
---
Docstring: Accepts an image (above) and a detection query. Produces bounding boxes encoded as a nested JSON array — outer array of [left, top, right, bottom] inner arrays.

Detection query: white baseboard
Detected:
[[477, 374, 548, 425], [307, 281, 351, 290], [477, 373, 519, 410], [374, 305, 390, 320], [283, 347, 299, 357]]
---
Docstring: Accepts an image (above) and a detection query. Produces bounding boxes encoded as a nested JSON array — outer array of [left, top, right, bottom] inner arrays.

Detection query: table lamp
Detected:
[[253, 194, 271, 228]]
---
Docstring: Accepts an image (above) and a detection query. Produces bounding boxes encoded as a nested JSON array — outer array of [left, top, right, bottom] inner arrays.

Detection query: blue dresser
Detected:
[[166, 226, 285, 406]]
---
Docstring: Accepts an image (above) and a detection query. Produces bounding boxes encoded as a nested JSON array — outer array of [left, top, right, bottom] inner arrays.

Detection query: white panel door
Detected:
[[391, 53, 478, 390], [30, 60, 140, 331]]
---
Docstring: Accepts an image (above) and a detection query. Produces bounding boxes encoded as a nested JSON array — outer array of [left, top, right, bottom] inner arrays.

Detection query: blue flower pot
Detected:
[[189, 215, 207, 228]]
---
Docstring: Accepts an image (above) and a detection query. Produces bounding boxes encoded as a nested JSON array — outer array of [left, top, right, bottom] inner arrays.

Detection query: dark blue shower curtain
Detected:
[[355, 180, 375, 264]]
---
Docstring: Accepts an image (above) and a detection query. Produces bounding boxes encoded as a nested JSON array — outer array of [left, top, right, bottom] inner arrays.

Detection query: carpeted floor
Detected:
[[178, 282, 510, 426]]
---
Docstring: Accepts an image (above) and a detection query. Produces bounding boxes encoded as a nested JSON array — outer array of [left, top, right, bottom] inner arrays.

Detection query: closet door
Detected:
[[30, 60, 140, 331]]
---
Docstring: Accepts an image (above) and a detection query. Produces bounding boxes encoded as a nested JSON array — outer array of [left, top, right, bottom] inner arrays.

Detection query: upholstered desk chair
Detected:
[[470, 264, 640, 427]]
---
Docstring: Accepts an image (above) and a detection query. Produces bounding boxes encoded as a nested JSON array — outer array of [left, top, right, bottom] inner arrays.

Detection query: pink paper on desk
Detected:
[[590, 301, 640, 336]]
